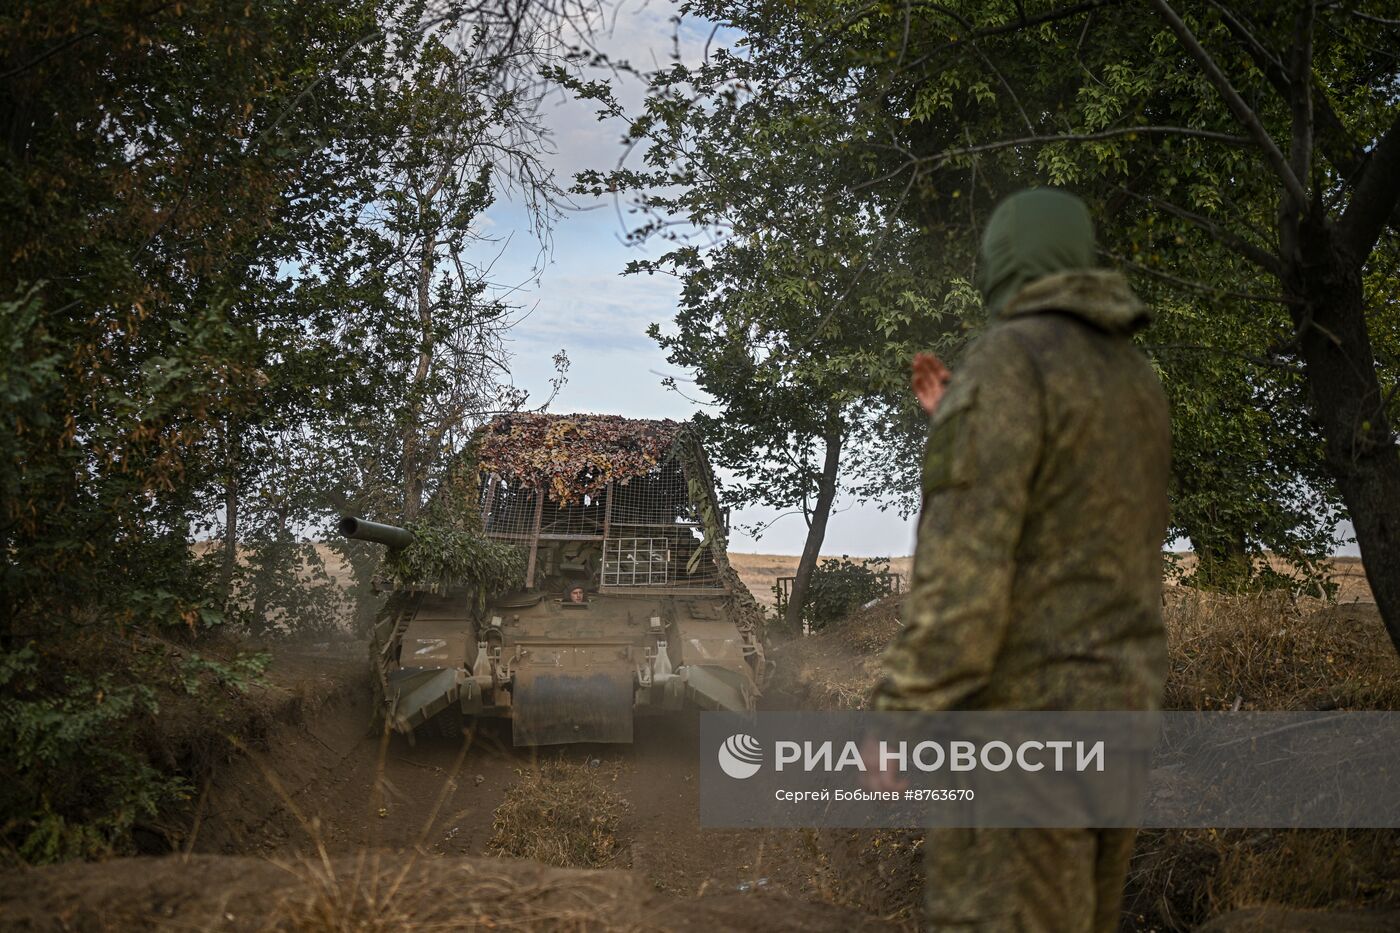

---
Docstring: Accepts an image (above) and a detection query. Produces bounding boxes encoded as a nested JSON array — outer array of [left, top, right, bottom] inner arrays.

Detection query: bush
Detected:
[[0, 633, 270, 865], [778, 556, 897, 632], [0, 642, 187, 864]]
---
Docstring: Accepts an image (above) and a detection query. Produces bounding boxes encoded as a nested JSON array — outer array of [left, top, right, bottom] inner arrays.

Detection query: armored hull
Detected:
[[378, 586, 763, 743], [351, 414, 768, 744]]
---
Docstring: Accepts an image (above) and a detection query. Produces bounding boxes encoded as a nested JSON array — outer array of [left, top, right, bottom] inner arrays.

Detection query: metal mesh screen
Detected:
[[480, 456, 724, 592], [538, 493, 607, 539], [481, 478, 538, 539], [610, 461, 697, 527], [601, 537, 670, 586], [602, 523, 721, 591]]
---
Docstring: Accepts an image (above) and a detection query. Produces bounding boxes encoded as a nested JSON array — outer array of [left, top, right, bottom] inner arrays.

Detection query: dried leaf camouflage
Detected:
[[476, 413, 682, 505]]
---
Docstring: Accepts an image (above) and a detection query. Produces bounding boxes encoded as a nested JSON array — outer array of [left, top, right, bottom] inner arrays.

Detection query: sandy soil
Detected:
[[728, 552, 1375, 609], [257, 543, 1371, 610], [192, 668, 904, 919], [727, 553, 913, 609]]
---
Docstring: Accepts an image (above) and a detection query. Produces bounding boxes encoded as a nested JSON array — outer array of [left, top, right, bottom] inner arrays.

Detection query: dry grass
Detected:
[[487, 757, 628, 869], [0, 852, 645, 933], [1162, 590, 1400, 711], [726, 553, 913, 610], [801, 828, 923, 925], [1138, 593, 1400, 930], [768, 595, 903, 710], [277, 853, 641, 932], [778, 585, 1400, 929], [1126, 828, 1400, 931], [779, 586, 1400, 715]]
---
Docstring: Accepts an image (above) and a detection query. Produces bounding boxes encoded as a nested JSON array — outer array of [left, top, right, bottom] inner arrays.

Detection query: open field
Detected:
[[730, 552, 1375, 609], [769, 588, 1400, 929], [727, 553, 915, 609]]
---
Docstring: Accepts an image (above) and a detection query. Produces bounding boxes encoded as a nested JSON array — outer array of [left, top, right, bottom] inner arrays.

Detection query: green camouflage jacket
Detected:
[[874, 269, 1171, 712]]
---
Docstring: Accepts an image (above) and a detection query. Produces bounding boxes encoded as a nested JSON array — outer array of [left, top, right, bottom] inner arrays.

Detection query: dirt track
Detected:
[[5, 575, 1393, 931], [0, 649, 905, 931], [193, 651, 903, 902]]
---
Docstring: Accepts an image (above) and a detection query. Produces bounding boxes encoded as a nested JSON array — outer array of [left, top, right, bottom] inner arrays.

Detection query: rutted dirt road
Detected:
[[0, 648, 908, 931], [6, 579, 1398, 930], [195, 653, 898, 906]]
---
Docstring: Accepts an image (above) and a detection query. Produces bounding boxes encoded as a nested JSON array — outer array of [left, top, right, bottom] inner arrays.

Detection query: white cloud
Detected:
[[509, 267, 679, 350]]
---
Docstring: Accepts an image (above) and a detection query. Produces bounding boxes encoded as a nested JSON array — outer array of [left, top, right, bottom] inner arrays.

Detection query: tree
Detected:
[[0, 0, 582, 857], [199, 3, 571, 634], [571, 21, 968, 629], [645, 208, 958, 631], [598, 0, 1397, 642], [820, 0, 1400, 642], [358, 21, 554, 523], [0, 0, 399, 859]]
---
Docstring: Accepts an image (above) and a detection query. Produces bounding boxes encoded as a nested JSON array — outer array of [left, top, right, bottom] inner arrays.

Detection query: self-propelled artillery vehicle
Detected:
[[341, 413, 768, 745]]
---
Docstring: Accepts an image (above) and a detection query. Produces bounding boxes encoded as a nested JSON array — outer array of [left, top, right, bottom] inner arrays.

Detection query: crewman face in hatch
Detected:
[[568, 585, 586, 604]]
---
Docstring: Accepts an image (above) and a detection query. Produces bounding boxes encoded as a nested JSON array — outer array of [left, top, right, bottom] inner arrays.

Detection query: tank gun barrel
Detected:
[[338, 515, 414, 550]]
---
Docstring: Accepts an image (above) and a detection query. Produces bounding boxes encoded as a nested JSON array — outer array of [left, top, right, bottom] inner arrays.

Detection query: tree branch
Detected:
[[1349, 10, 1400, 26], [1207, 2, 1284, 76], [892, 0, 1126, 75], [0, 1, 178, 82], [898, 3, 1037, 133], [1107, 251, 1298, 305], [1286, 1, 1315, 192], [1144, 343, 1305, 375], [1147, 0, 1310, 210], [1115, 186, 1284, 277], [859, 126, 1251, 191], [1339, 111, 1400, 261], [1214, 3, 1375, 202]]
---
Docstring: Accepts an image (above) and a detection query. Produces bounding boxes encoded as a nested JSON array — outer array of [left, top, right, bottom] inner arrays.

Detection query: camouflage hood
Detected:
[[1000, 269, 1151, 335], [975, 187, 1150, 335]]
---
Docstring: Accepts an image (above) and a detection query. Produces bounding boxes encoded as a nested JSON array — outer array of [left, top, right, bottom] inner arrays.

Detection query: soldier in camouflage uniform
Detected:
[[872, 188, 1171, 932]]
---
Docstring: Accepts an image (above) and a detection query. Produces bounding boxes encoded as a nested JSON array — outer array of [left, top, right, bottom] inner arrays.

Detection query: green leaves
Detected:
[[777, 556, 897, 632], [381, 524, 524, 610], [0, 0, 562, 862], [0, 643, 188, 864], [658, 0, 1379, 586]]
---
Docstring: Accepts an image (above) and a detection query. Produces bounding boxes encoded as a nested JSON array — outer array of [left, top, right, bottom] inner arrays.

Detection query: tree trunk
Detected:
[[220, 418, 240, 606], [402, 225, 437, 522], [783, 422, 843, 632], [1188, 528, 1251, 591], [1290, 225, 1400, 652]]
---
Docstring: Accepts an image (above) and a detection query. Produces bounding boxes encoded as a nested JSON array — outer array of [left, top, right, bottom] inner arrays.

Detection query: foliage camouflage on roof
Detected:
[[476, 413, 684, 504]]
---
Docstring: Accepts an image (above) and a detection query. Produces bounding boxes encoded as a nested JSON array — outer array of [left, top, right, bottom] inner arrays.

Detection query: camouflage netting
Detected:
[[396, 415, 767, 671], [476, 413, 681, 505]]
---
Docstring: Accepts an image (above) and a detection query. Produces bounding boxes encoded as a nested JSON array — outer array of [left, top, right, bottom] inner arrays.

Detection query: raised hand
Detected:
[[911, 352, 951, 415]]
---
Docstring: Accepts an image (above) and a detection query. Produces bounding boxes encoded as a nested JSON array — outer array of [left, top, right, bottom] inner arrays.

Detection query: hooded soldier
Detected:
[[873, 188, 1171, 932]]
